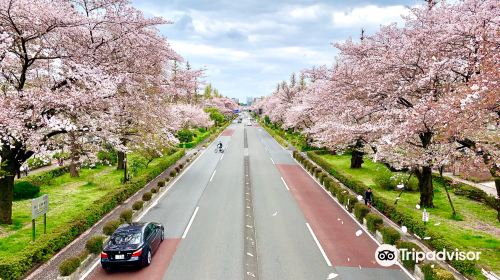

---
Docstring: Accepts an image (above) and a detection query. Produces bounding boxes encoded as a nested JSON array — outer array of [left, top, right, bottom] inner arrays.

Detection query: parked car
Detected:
[[100, 222, 164, 270]]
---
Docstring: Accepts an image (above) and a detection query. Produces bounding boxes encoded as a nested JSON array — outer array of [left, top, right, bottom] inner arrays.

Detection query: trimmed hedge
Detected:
[[170, 170, 177, 177], [85, 235, 105, 255], [23, 166, 69, 187], [119, 209, 133, 223], [421, 263, 456, 280], [396, 241, 422, 271], [366, 213, 384, 233], [59, 256, 81, 276], [0, 150, 185, 280], [151, 187, 158, 194], [132, 200, 144, 211], [13, 181, 40, 200], [157, 180, 165, 188], [380, 226, 401, 245], [103, 220, 121, 235], [434, 174, 499, 213], [142, 191, 152, 201], [354, 203, 370, 222]]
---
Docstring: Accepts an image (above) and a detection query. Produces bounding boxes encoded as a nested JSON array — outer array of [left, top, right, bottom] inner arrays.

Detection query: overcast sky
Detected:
[[133, 0, 419, 103]]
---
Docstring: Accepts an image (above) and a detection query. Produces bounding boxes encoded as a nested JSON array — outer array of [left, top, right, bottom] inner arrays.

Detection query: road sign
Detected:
[[31, 194, 48, 241], [32, 194, 48, 219]]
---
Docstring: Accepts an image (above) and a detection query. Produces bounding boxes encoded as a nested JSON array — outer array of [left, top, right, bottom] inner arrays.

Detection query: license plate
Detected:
[[115, 254, 124, 260]]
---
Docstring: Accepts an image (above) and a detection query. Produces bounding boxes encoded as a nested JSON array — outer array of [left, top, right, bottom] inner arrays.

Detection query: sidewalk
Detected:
[[16, 161, 65, 180]]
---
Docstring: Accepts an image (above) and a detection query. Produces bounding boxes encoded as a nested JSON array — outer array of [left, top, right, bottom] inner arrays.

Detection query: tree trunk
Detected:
[[416, 166, 434, 208], [350, 151, 364, 169], [117, 151, 125, 170], [0, 159, 16, 224], [69, 160, 79, 177]]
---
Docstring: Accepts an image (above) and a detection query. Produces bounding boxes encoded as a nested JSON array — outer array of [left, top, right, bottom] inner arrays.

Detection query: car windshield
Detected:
[[109, 230, 142, 245]]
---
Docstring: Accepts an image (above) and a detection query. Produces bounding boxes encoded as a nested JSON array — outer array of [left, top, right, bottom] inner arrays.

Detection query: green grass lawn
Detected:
[[0, 154, 169, 259], [320, 154, 500, 274]]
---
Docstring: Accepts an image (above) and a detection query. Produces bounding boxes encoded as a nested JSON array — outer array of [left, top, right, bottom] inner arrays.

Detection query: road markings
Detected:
[[270, 157, 275, 165], [280, 177, 290, 191], [182, 206, 199, 239], [210, 170, 216, 182], [220, 154, 224, 161], [327, 272, 338, 279], [306, 222, 332, 267]]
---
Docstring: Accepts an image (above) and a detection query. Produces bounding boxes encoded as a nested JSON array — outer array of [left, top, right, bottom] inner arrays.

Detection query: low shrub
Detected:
[[59, 256, 81, 276], [366, 213, 383, 233], [157, 180, 165, 188], [396, 241, 422, 271], [85, 235, 105, 255], [433, 268, 455, 280], [175, 166, 180, 173], [421, 263, 455, 280], [374, 171, 393, 190], [103, 220, 121, 235], [380, 226, 401, 245], [119, 209, 133, 223], [132, 200, 144, 211], [13, 181, 40, 200], [354, 203, 370, 222], [165, 177, 170, 182], [179, 163, 184, 169], [346, 194, 357, 212], [142, 191, 152, 201], [170, 170, 177, 177], [151, 187, 158, 194]]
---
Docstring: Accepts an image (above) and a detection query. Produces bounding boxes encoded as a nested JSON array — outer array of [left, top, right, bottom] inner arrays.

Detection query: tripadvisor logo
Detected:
[[375, 244, 481, 267]]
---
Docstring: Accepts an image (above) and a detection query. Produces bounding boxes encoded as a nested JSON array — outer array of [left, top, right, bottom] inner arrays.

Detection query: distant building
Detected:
[[231, 97, 239, 104], [246, 97, 255, 106]]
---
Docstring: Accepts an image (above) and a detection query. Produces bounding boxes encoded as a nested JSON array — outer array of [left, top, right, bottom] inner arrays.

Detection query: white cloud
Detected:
[[332, 5, 409, 28], [288, 5, 323, 21], [170, 40, 250, 62]]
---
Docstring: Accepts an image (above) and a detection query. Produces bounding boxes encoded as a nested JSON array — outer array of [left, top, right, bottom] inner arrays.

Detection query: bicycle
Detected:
[[214, 147, 224, 153]]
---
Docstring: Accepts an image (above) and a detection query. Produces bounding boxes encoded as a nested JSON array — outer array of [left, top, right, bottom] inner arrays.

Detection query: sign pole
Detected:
[[43, 213, 46, 234], [32, 219, 35, 241]]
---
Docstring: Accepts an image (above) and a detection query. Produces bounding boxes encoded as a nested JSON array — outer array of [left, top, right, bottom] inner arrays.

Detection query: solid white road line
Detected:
[[182, 206, 199, 239], [210, 170, 217, 182], [270, 157, 275, 165], [280, 177, 290, 191], [220, 154, 224, 161], [306, 223, 332, 267]]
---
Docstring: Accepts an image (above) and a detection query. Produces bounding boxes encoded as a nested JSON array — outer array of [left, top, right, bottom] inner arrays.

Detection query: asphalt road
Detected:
[[86, 122, 413, 280]]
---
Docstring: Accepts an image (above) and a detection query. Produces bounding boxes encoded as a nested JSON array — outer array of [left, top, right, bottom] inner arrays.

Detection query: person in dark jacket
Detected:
[[365, 188, 373, 207]]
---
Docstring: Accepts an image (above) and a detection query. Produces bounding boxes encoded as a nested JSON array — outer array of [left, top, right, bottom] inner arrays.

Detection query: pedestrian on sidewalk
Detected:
[[365, 188, 374, 208]]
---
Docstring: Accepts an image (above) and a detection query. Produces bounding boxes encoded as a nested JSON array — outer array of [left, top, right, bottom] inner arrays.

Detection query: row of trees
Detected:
[[254, 0, 499, 209], [0, 0, 238, 224]]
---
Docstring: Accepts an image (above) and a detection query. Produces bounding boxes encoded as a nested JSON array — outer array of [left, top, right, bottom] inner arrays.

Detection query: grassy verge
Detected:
[[257, 118, 317, 151], [0, 149, 185, 279], [313, 153, 499, 277]]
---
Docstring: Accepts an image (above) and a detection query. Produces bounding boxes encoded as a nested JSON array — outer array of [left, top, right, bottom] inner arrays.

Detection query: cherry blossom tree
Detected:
[[0, 0, 183, 223]]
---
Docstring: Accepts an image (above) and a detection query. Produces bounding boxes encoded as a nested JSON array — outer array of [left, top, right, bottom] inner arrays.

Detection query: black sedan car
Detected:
[[100, 222, 164, 270]]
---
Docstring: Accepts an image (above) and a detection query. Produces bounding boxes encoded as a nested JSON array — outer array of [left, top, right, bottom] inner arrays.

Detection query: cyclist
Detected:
[[216, 141, 223, 152]]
